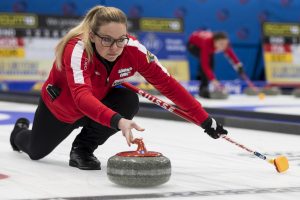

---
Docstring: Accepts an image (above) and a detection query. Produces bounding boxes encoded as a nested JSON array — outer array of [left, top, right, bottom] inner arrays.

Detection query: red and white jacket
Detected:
[[41, 36, 209, 129], [188, 31, 241, 81]]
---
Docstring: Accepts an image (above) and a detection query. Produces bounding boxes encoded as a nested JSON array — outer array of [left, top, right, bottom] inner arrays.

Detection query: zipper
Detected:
[[104, 61, 119, 86], [98, 56, 118, 86]]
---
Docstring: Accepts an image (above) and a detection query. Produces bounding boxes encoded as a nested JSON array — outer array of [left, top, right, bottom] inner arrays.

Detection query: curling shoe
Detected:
[[10, 118, 30, 151], [69, 148, 101, 170]]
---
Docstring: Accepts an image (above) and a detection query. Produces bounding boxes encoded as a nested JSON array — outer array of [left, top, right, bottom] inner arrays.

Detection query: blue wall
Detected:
[[1, 0, 300, 80]]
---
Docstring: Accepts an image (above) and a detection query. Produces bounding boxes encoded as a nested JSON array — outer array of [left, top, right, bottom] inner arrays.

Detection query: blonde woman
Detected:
[[10, 5, 227, 170]]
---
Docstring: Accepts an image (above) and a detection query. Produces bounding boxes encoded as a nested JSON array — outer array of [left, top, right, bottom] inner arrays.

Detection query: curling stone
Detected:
[[243, 87, 260, 96], [261, 86, 281, 96], [107, 139, 171, 187], [209, 90, 229, 99], [292, 88, 300, 98]]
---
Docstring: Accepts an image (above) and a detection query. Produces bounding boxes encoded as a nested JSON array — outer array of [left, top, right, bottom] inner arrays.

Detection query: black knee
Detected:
[[103, 88, 139, 120], [29, 152, 47, 160], [28, 147, 50, 160], [121, 88, 139, 119]]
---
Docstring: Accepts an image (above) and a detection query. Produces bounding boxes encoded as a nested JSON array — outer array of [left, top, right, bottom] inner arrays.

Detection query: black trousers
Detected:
[[198, 56, 214, 97], [14, 87, 139, 160], [186, 42, 214, 97]]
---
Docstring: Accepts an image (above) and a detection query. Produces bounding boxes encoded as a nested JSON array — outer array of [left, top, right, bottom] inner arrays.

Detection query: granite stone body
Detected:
[[107, 155, 171, 187]]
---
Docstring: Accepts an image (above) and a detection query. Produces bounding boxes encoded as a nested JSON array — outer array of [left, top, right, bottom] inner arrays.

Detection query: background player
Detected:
[[187, 30, 244, 98]]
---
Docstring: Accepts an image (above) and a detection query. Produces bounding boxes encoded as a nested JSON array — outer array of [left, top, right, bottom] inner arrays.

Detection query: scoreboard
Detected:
[[262, 22, 300, 85]]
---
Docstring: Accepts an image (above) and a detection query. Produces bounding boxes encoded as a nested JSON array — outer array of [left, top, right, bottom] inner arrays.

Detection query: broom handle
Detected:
[[122, 82, 271, 163], [240, 72, 259, 92]]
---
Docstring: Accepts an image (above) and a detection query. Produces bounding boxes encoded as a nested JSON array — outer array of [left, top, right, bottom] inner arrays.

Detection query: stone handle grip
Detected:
[[132, 138, 147, 153]]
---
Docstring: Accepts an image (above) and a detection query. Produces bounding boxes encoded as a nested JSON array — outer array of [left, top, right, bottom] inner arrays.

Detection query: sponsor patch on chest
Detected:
[[118, 67, 133, 78]]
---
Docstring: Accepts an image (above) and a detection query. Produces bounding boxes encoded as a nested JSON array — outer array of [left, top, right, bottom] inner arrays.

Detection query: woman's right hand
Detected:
[[118, 118, 145, 146]]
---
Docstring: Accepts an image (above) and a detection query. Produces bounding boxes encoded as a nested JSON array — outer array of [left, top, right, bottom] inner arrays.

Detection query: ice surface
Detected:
[[0, 101, 300, 200]]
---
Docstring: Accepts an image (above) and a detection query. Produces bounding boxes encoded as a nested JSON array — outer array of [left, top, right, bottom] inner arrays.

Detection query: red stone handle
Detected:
[[132, 138, 147, 153], [116, 138, 162, 157]]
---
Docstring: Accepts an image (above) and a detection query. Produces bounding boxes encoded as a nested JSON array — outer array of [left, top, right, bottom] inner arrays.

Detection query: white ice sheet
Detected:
[[0, 102, 300, 200]]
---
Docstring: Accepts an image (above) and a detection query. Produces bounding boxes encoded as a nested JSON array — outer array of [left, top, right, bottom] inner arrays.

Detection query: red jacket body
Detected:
[[41, 36, 209, 128], [188, 31, 241, 80]]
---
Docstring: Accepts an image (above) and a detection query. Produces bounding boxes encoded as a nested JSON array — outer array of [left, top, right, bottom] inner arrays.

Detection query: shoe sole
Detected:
[[69, 160, 101, 170]]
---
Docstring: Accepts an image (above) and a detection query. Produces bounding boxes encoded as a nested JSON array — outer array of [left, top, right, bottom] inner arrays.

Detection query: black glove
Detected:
[[201, 117, 228, 139]]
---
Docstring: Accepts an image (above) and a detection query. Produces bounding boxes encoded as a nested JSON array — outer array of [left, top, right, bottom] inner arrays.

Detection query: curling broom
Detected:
[[122, 82, 289, 173]]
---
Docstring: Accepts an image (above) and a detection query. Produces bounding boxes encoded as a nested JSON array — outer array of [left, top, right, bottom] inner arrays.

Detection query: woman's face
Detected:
[[91, 22, 128, 62], [214, 39, 229, 52]]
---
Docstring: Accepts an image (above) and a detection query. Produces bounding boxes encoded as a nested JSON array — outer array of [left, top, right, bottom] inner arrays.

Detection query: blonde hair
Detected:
[[55, 5, 127, 70]]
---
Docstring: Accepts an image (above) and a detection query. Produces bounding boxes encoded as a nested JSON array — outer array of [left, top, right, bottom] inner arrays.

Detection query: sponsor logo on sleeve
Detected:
[[146, 51, 155, 63]]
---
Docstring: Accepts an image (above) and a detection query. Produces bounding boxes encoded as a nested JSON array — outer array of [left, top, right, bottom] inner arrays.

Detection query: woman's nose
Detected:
[[110, 42, 119, 50]]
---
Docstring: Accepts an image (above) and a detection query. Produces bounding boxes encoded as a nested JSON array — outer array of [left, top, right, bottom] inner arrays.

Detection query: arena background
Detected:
[[1, 2, 300, 199], [1, 0, 300, 94]]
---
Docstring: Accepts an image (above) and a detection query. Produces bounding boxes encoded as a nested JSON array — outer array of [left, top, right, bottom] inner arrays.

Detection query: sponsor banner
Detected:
[[0, 18, 138, 38], [263, 44, 291, 53], [127, 59, 189, 82], [263, 23, 300, 37], [139, 18, 183, 33], [138, 32, 186, 60], [123, 59, 189, 94], [0, 48, 25, 57], [23, 38, 56, 59], [0, 28, 16, 37], [37, 15, 137, 32], [159, 60, 189, 81], [0, 81, 37, 91], [0, 37, 24, 47], [264, 52, 293, 63], [38, 15, 81, 30], [0, 37, 56, 82], [0, 13, 38, 29], [262, 22, 300, 85], [263, 36, 300, 44], [0, 59, 52, 81], [265, 63, 300, 83]]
